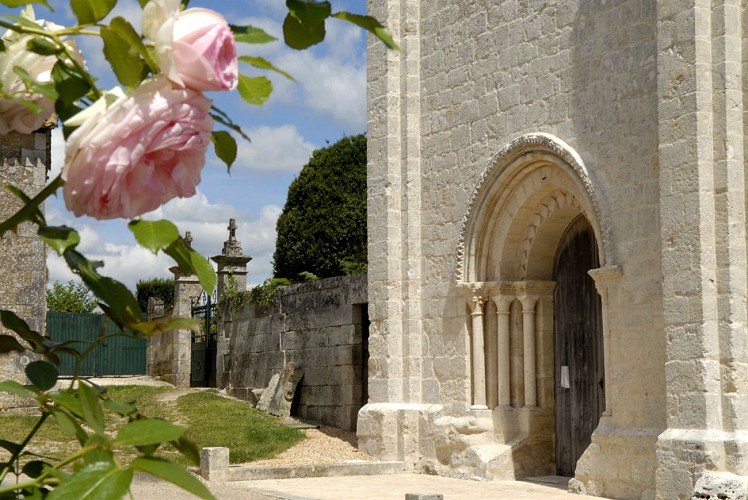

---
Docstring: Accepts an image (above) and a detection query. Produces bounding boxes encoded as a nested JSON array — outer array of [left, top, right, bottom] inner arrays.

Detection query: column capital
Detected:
[[588, 265, 623, 295], [518, 294, 539, 311], [490, 294, 513, 312], [469, 295, 485, 315]]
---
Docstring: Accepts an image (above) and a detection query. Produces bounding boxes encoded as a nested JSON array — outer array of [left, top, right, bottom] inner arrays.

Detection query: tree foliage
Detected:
[[136, 277, 174, 313], [273, 134, 367, 281], [46, 280, 97, 313]]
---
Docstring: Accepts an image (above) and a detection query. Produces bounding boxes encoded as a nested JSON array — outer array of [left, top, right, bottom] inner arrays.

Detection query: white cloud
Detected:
[[234, 16, 366, 130], [46, 191, 282, 292], [235, 125, 314, 172]]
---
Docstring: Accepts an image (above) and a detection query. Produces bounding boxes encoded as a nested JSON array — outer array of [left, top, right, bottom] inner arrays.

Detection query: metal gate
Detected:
[[190, 290, 217, 387], [46, 312, 147, 376]]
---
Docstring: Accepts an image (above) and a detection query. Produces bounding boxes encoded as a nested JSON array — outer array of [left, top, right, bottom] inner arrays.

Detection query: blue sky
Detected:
[[2, 0, 368, 291]]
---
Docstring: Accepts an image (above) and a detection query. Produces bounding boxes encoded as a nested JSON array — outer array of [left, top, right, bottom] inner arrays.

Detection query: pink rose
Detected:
[[0, 21, 75, 134], [146, 2, 237, 92], [62, 77, 213, 220]]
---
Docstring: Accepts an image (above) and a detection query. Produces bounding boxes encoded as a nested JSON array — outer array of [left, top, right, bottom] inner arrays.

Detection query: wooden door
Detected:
[[553, 215, 604, 476]]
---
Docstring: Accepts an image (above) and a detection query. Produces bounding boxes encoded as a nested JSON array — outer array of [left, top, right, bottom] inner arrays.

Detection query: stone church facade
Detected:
[[358, 1, 748, 498]]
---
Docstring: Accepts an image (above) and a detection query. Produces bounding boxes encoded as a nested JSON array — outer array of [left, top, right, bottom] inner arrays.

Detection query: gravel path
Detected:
[[249, 422, 377, 466]]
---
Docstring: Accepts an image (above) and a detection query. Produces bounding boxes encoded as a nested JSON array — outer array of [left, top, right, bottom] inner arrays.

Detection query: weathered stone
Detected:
[[200, 447, 229, 482], [220, 275, 367, 430], [268, 362, 304, 418], [360, 0, 748, 498], [692, 472, 748, 500], [0, 129, 51, 410], [256, 373, 279, 413]]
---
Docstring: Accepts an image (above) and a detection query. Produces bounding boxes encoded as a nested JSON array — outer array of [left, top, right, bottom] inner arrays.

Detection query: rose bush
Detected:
[[62, 77, 213, 219], [145, 0, 237, 91]]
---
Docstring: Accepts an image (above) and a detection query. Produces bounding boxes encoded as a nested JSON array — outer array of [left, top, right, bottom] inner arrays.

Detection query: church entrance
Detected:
[[553, 215, 605, 476]]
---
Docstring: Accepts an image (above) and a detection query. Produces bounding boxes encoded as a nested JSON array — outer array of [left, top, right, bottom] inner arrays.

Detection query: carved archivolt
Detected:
[[516, 191, 582, 279], [455, 133, 611, 284]]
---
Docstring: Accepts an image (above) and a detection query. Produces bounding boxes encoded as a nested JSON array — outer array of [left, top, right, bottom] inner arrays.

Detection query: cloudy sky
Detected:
[[4, 0, 368, 291]]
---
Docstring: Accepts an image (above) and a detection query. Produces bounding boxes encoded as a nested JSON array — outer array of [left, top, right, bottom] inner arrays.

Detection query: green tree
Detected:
[[273, 134, 367, 281], [46, 280, 98, 313], [136, 278, 175, 313]]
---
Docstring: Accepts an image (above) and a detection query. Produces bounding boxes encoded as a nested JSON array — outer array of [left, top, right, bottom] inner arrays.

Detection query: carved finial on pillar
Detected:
[[222, 218, 243, 257], [185, 231, 193, 248]]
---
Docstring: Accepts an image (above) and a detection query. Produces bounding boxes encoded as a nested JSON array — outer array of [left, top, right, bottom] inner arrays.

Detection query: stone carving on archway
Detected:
[[516, 191, 582, 279], [455, 133, 613, 285]]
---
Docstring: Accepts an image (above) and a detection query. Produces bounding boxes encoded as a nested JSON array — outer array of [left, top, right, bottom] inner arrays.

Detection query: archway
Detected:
[[553, 215, 604, 476], [456, 133, 616, 479]]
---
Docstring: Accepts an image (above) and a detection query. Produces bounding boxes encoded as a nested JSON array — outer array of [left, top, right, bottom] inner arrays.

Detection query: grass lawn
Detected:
[[0, 385, 303, 469]]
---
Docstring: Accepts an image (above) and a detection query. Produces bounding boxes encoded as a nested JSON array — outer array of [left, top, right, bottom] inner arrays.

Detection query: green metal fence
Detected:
[[46, 312, 147, 376]]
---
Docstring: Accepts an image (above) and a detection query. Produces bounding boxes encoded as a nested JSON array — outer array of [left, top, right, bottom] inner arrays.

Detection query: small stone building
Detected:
[[358, 1, 748, 498], [0, 127, 51, 391]]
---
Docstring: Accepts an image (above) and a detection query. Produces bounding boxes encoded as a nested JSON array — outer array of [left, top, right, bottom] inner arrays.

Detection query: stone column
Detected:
[[168, 233, 203, 388], [470, 295, 487, 410], [656, 1, 748, 496], [588, 265, 622, 417], [211, 219, 251, 387], [519, 295, 538, 407], [211, 218, 252, 300], [492, 295, 512, 407]]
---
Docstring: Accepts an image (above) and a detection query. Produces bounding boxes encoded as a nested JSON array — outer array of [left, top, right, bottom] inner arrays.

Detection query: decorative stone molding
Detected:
[[517, 191, 582, 279], [455, 133, 612, 284]]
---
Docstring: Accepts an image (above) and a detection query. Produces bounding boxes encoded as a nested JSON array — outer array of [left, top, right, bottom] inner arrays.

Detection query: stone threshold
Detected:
[[226, 461, 406, 481]]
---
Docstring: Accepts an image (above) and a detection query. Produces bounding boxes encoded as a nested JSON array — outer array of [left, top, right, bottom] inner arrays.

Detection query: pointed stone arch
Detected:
[[455, 133, 614, 285]]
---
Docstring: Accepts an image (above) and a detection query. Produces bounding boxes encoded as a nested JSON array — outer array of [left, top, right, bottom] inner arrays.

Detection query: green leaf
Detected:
[[0, 309, 45, 350], [25, 360, 58, 391], [64, 250, 143, 326], [0, 0, 51, 9], [52, 61, 90, 122], [130, 316, 199, 337], [26, 37, 62, 56], [38, 225, 80, 255], [115, 419, 184, 446], [238, 56, 295, 81], [230, 25, 276, 44], [210, 106, 250, 142], [0, 175, 61, 237], [0, 380, 37, 399], [165, 238, 217, 294], [130, 457, 214, 500], [237, 74, 272, 106], [101, 18, 149, 87], [48, 462, 132, 500], [0, 438, 22, 455], [211, 131, 237, 170], [283, 0, 331, 49], [102, 399, 137, 417], [331, 11, 399, 50], [128, 219, 180, 254], [78, 383, 105, 435], [13, 66, 57, 100], [52, 409, 87, 443], [22, 460, 50, 479], [69, 0, 116, 24], [171, 436, 200, 466], [0, 334, 24, 354], [49, 390, 83, 416]]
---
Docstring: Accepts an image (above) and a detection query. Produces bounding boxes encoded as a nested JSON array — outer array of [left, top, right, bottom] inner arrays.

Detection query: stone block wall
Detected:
[[363, 0, 666, 496], [0, 129, 50, 405], [221, 274, 367, 431]]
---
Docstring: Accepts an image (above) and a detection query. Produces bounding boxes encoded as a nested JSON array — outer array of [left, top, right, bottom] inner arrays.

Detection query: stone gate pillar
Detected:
[[211, 218, 251, 387], [167, 232, 203, 388]]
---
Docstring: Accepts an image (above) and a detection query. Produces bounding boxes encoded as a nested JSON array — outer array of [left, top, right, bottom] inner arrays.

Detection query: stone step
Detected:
[[227, 460, 406, 481]]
